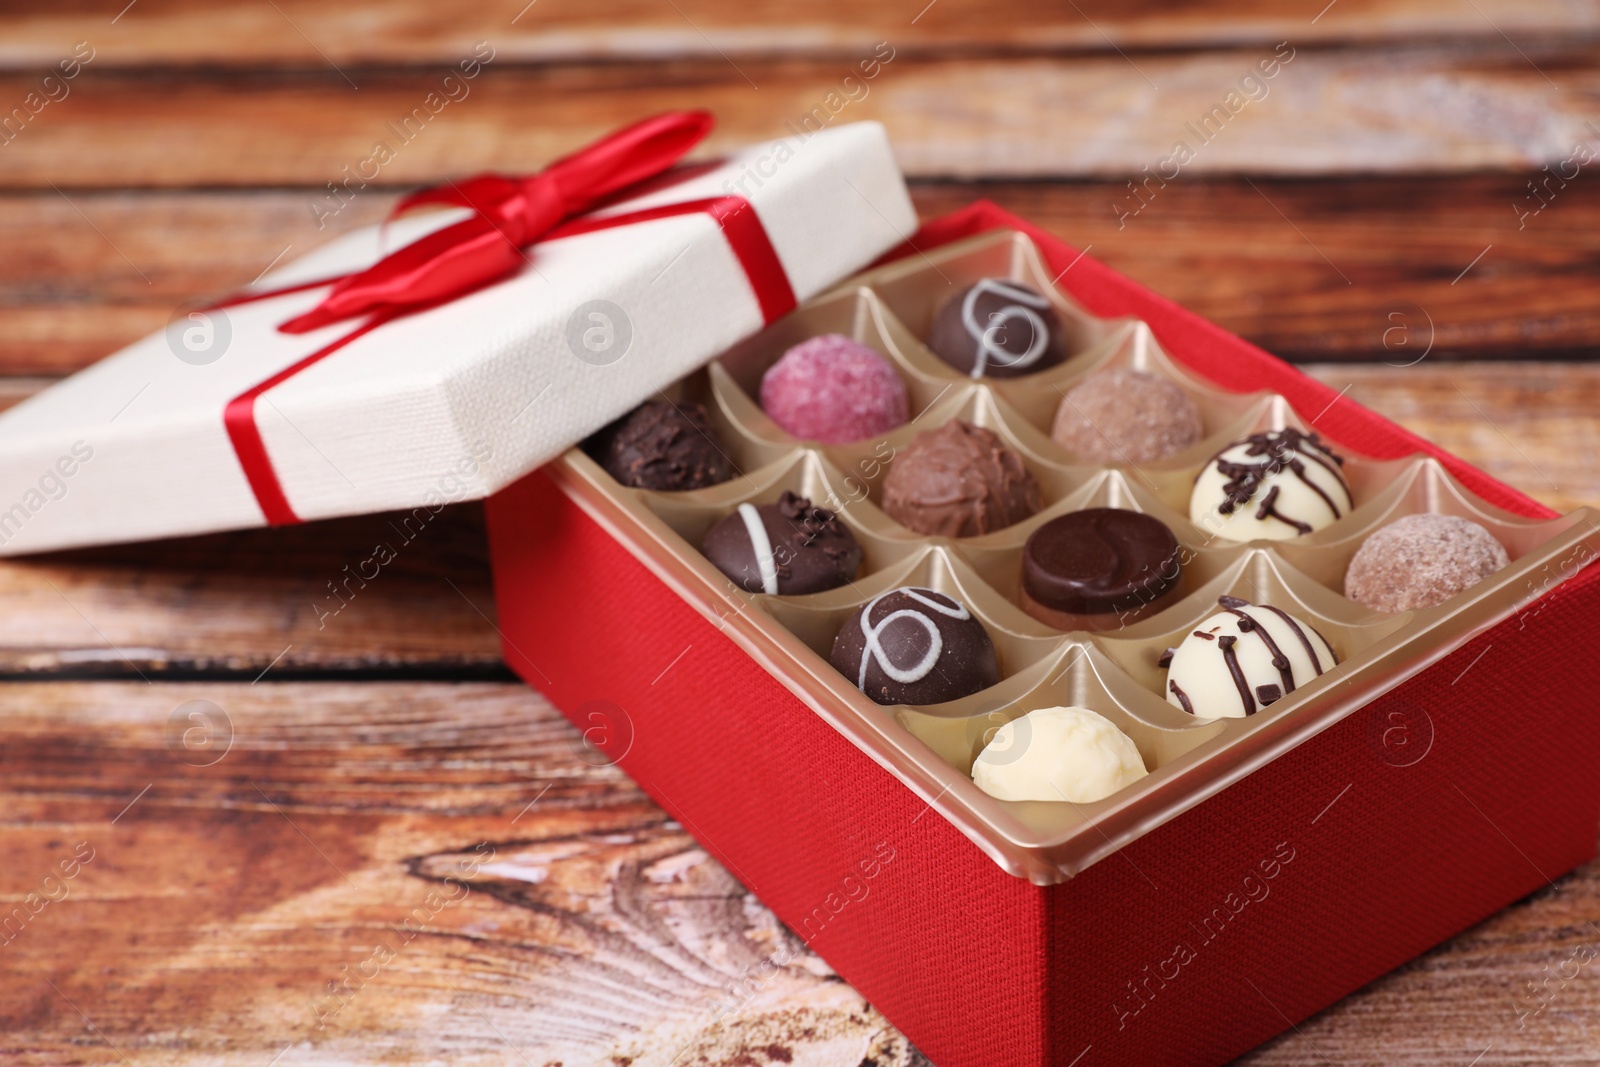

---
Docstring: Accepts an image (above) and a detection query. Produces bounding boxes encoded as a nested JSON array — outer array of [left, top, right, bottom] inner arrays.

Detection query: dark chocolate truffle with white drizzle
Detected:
[[927, 278, 1069, 379], [829, 586, 999, 706], [701, 492, 863, 596], [1161, 596, 1337, 719], [1189, 428, 1351, 542]]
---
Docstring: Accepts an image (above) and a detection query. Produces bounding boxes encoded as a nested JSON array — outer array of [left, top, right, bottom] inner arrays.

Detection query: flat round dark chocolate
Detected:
[[701, 491, 863, 596], [828, 587, 999, 706], [1023, 508, 1181, 615], [927, 278, 1068, 379], [585, 399, 733, 491]]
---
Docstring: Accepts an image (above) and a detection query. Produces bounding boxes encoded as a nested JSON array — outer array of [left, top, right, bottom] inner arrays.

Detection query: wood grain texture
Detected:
[[0, 681, 924, 1066], [0, 680, 1594, 1066], [3, 177, 1598, 377], [0, 504, 504, 678], [1301, 363, 1600, 515], [0, 363, 1587, 682], [2, 42, 1598, 187], [912, 179, 1600, 363], [0, 0, 1591, 66], [2, 5, 1597, 1061]]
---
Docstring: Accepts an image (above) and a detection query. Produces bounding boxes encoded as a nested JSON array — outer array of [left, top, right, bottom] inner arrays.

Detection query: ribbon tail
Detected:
[[545, 111, 715, 213], [280, 215, 524, 334]]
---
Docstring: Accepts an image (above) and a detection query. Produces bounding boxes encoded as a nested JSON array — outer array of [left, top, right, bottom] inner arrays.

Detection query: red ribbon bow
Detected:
[[279, 110, 716, 334], [220, 108, 796, 528]]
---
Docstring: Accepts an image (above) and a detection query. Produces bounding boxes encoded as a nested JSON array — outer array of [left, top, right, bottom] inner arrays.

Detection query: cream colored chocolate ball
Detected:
[[1189, 428, 1352, 543], [971, 705, 1148, 803], [1164, 598, 1336, 719]]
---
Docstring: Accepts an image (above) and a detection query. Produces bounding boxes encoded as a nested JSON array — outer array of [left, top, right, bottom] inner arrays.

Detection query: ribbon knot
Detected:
[[279, 110, 716, 334]]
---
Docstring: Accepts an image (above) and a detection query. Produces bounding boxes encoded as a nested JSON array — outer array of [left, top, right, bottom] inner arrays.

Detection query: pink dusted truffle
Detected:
[[759, 334, 909, 444]]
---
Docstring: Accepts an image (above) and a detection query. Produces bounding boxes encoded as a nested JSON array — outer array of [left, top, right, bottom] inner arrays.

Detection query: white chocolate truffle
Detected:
[[1162, 597, 1337, 719], [972, 705, 1148, 803], [1189, 428, 1351, 543]]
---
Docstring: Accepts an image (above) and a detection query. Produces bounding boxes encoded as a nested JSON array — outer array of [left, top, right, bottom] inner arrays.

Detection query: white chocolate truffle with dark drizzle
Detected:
[[1189, 428, 1352, 543], [972, 706, 1148, 803], [1161, 596, 1337, 719]]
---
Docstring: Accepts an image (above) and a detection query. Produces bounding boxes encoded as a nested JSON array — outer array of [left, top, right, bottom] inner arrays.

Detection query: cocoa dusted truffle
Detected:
[[701, 492, 863, 596], [759, 334, 909, 444], [1189, 428, 1352, 542], [1345, 513, 1509, 613], [927, 278, 1069, 379], [830, 586, 999, 705], [1162, 596, 1337, 719], [586, 399, 733, 492], [1022, 508, 1183, 631], [1051, 368, 1204, 464], [881, 420, 1041, 538]]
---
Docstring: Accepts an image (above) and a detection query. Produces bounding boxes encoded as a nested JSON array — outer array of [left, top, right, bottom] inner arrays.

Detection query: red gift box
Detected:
[[485, 201, 1600, 1066]]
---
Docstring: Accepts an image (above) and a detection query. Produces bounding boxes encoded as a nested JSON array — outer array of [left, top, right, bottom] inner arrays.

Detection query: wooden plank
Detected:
[[0, 503, 505, 677], [0, 681, 923, 1066], [1, 43, 1598, 187], [911, 179, 1600, 364], [2, 176, 1598, 376], [0, 0, 1591, 67], [0, 678, 1596, 1065], [0, 363, 1588, 680], [1302, 363, 1600, 514]]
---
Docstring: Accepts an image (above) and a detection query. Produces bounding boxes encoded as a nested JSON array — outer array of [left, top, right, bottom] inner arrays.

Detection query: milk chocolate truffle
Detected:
[[1022, 508, 1182, 631], [1051, 368, 1204, 464], [701, 492, 863, 596], [882, 420, 1041, 537], [1161, 596, 1337, 719], [586, 399, 733, 491], [759, 334, 909, 444], [1189, 428, 1351, 543], [928, 278, 1069, 379], [1345, 513, 1509, 613], [829, 586, 999, 706], [972, 706, 1148, 803]]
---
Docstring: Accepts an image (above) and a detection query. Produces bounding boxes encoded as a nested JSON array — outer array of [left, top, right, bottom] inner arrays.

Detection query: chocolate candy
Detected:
[[1162, 596, 1337, 719], [1022, 508, 1182, 631], [1051, 368, 1204, 464], [759, 334, 909, 444], [1345, 513, 1509, 613], [882, 420, 1041, 537], [701, 491, 863, 596], [927, 278, 1068, 379], [1189, 428, 1351, 542], [830, 586, 999, 706], [971, 706, 1148, 803], [586, 399, 733, 492]]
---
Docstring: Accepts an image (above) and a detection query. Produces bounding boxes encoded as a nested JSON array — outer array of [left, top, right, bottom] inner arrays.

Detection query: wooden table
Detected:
[[3, 3, 1599, 1064]]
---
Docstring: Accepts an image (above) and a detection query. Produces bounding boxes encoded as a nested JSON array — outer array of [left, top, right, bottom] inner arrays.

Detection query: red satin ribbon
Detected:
[[214, 112, 797, 526]]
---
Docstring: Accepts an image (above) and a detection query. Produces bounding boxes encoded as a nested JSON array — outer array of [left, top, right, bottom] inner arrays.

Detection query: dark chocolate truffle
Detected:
[[1024, 508, 1181, 615], [829, 586, 999, 706], [701, 491, 863, 596], [881, 420, 1041, 537], [1051, 368, 1204, 464], [928, 278, 1069, 378], [1345, 513, 1509, 612], [586, 399, 733, 492]]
